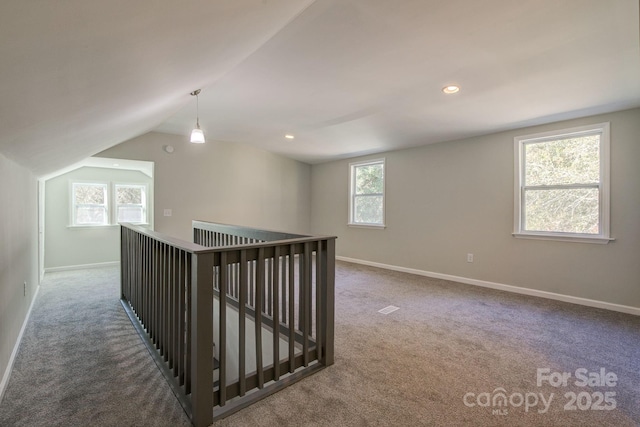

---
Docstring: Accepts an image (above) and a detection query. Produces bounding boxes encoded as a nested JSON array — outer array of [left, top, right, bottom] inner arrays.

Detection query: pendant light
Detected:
[[190, 89, 205, 143]]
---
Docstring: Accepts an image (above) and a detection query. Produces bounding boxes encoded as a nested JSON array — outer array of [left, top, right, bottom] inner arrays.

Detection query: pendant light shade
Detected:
[[190, 127, 205, 143], [190, 89, 205, 143]]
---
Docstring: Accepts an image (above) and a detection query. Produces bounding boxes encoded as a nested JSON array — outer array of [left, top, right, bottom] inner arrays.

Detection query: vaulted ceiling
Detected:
[[1, 0, 639, 176]]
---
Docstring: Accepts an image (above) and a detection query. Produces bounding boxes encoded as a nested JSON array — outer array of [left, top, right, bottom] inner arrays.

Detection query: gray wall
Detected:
[[311, 108, 640, 309], [44, 166, 153, 269], [0, 153, 39, 390], [98, 132, 311, 241]]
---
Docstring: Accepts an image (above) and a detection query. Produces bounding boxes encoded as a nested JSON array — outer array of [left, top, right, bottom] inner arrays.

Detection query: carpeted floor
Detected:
[[0, 267, 191, 427], [1, 262, 638, 426]]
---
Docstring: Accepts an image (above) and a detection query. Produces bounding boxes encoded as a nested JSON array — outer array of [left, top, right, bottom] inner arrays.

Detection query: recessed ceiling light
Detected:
[[113, 163, 120, 167], [285, 134, 295, 139], [442, 85, 460, 94]]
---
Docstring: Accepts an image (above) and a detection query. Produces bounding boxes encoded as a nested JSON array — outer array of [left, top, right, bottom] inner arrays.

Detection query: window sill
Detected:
[[513, 232, 614, 244], [68, 224, 119, 229], [67, 223, 149, 229], [348, 223, 386, 229]]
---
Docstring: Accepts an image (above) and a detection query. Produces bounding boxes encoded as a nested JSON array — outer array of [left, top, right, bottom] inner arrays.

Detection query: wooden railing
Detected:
[[120, 221, 336, 426]]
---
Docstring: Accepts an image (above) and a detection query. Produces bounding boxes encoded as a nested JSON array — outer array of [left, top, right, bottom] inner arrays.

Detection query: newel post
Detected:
[[120, 226, 126, 300], [190, 251, 214, 426], [320, 238, 336, 366]]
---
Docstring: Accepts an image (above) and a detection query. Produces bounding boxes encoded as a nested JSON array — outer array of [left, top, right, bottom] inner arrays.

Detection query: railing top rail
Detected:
[[121, 223, 205, 253], [122, 223, 336, 255], [192, 219, 307, 242], [198, 235, 337, 253]]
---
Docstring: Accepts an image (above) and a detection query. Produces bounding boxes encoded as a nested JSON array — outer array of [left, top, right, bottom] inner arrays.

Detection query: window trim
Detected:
[[513, 122, 613, 244], [69, 180, 150, 228], [348, 158, 386, 228], [114, 183, 148, 225], [70, 181, 109, 227]]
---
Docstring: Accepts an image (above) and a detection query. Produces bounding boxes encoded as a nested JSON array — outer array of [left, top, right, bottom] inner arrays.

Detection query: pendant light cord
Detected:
[[196, 93, 200, 128], [191, 89, 202, 129]]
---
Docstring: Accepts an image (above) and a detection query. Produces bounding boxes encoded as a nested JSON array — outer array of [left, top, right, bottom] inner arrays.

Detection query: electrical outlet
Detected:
[[467, 253, 474, 263], [164, 209, 172, 217]]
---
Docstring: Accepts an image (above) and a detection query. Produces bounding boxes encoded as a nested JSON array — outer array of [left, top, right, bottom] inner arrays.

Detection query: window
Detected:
[[70, 181, 149, 226], [72, 183, 108, 226], [349, 159, 385, 227], [514, 122, 611, 243], [115, 184, 147, 224]]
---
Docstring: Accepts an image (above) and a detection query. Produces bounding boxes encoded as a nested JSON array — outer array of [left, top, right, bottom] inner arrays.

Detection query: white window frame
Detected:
[[513, 122, 612, 244], [348, 158, 386, 228], [70, 182, 109, 226], [69, 181, 150, 227], [114, 183, 148, 225]]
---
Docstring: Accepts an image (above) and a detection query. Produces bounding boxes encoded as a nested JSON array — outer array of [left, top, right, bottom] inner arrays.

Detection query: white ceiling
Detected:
[[1, 0, 639, 176]]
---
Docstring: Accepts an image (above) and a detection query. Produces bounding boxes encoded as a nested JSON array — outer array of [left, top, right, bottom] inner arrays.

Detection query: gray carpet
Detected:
[[1, 262, 638, 426], [0, 267, 191, 427], [215, 262, 640, 427]]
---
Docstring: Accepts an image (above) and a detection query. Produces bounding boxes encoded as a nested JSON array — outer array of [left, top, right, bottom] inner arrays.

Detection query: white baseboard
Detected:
[[44, 261, 120, 273], [0, 285, 40, 403], [336, 256, 640, 316]]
